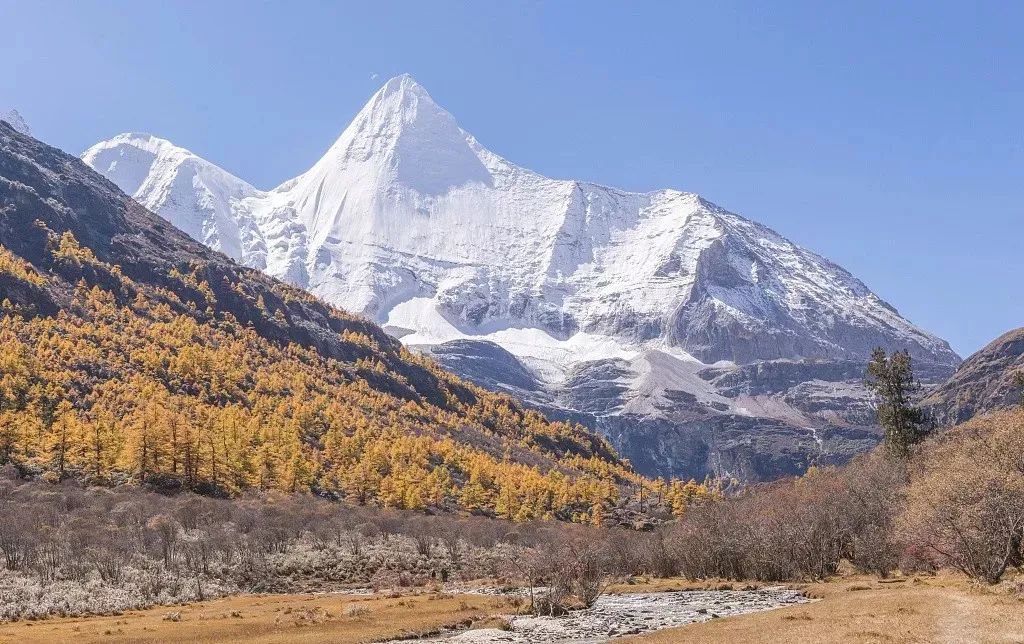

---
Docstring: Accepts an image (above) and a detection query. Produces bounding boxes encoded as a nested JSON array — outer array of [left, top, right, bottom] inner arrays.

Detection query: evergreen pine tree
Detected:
[[865, 348, 926, 459]]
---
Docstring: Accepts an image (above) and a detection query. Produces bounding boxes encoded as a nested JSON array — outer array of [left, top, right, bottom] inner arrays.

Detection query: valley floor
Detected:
[[0, 574, 1020, 643], [626, 574, 1024, 644], [0, 592, 519, 644]]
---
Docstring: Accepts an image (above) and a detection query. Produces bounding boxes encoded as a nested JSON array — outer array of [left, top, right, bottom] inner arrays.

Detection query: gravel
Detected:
[[404, 587, 808, 642]]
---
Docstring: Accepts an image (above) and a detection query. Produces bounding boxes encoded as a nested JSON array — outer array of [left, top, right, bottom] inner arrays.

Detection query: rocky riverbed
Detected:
[[410, 587, 808, 642]]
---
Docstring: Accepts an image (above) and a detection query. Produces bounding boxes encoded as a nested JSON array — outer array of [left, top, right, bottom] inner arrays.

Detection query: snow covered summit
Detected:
[[82, 133, 263, 262], [82, 75, 960, 480], [82, 72, 958, 372]]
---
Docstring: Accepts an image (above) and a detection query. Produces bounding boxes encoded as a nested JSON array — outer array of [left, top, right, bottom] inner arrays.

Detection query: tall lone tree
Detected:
[[866, 348, 926, 459]]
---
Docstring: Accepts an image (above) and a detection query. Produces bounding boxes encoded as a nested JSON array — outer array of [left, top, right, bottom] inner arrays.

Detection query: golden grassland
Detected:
[[627, 573, 1024, 644], [3, 573, 1021, 643], [0, 591, 520, 644]]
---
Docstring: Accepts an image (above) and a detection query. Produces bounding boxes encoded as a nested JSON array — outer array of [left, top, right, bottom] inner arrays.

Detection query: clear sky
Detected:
[[2, 1, 1021, 356]]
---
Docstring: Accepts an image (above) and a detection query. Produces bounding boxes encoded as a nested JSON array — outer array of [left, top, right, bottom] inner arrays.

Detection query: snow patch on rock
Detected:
[[1, 109, 31, 136]]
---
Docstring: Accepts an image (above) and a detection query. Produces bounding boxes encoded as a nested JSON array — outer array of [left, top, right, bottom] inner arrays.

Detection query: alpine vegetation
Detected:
[[1, 121, 709, 522]]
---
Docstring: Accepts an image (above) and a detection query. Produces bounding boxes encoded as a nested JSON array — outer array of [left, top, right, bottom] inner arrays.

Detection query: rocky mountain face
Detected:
[[422, 342, 884, 481], [0, 109, 31, 137], [82, 75, 960, 482], [924, 328, 1024, 426]]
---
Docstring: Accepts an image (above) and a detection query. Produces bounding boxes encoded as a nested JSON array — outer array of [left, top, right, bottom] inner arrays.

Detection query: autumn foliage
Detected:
[[0, 235, 713, 522], [900, 409, 1024, 582]]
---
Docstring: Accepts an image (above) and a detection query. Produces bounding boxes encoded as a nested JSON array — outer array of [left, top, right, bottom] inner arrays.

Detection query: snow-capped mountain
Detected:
[[1, 109, 31, 136], [82, 133, 265, 263], [83, 75, 960, 481]]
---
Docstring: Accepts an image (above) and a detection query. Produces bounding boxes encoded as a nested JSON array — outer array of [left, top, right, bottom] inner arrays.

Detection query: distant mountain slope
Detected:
[[82, 75, 959, 481], [0, 109, 30, 136], [924, 327, 1024, 426], [0, 121, 659, 521]]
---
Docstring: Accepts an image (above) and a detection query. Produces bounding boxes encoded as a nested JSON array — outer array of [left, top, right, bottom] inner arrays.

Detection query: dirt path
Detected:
[[936, 593, 980, 644]]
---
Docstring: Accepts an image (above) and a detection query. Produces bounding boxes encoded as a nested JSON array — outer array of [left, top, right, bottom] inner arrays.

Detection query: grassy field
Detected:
[[0, 591, 519, 644], [1, 574, 1021, 643], [626, 574, 1024, 643]]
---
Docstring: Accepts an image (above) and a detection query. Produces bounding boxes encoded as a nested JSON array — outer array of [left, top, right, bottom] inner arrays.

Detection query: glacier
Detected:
[[82, 74, 960, 481]]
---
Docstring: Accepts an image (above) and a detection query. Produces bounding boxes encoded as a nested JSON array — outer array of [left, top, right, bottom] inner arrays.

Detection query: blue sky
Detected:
[[2, 1, 1021, 356]]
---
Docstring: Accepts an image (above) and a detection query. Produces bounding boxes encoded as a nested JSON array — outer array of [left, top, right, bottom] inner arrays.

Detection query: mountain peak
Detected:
[[80, 79, 962, 483], [303, 72, 490, 197], [82, 132, 201, 198], [377, 73, 431, 99], [82, 132, 254, 188], [92, 131, 189, 158], [1, 109, 31, 136], [81, 131, 259, 262], [82, 79, 959, 377], [352, 73, 444, 131]]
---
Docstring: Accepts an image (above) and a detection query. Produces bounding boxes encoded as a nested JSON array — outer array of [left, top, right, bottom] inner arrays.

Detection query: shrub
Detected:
[[899, 411, 1024, 583]]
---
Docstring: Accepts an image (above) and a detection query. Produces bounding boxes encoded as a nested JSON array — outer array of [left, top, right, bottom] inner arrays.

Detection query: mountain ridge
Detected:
[[924, 327, 1024, 426], [82, 75, 956, 366], [81, 75, 960, 481], [0, 109, 31, 136]]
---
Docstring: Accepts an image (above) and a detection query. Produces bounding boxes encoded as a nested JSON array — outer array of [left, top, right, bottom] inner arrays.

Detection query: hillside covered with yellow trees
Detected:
[[0, 121, 712, 523]]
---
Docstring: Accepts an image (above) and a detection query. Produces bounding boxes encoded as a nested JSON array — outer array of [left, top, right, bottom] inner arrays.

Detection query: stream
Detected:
[[408, 587, 808, 642]]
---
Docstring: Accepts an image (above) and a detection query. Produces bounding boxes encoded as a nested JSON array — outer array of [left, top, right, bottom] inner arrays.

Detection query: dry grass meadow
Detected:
[[0, 591, 519, 644], [1, 573, 1021, 643]]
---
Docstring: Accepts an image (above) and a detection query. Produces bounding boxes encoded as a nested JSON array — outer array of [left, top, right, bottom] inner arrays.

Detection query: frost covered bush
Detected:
[[0, 480, 625, 621], [0, 567, 235, 621]]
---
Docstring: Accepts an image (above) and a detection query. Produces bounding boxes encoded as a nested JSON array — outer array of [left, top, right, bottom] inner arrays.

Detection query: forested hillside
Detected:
[[0, 122, 706, 522]]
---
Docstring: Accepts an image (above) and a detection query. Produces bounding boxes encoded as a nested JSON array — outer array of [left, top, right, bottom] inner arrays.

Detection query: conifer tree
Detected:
[[0, 235, 686, 521], [865, 348, 926, 459]]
